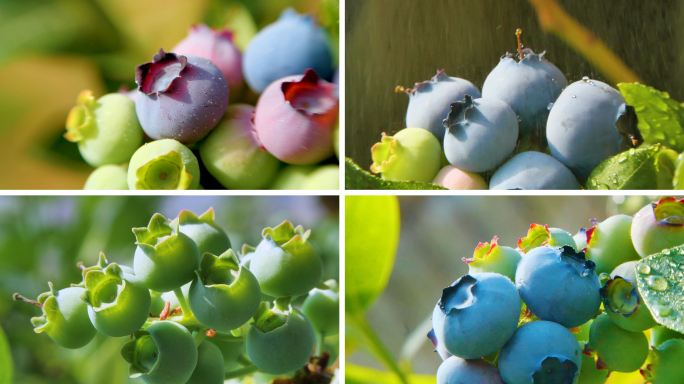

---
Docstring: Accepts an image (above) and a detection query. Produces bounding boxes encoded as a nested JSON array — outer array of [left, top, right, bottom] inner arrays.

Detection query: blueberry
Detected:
[[642, 339, 684, 384], [402, 70, 481, 143], [518, 223, 577, 253], [135, 49, 229, 144], [301, 165, 340, 190], [436, 356, 504, 384], [651, 325, 684, 347], [515, 246, 601, 328], [577, 342, 607, 384], [173, 24, 244, 103], [482, 49, 567, 150], [254, 69, 338, 165], [186, 341, 225, 384], [432, 165, 488, 190], [127, 139, 201, 190], [462, 237, 521, 281], [585, 313, 648, 373], [498, 321, 582, 384], [602, 261, 657, 332], [547, 79, 643, 181], [431, 273, 520, 359], [584, 214, 641, 275], [370, 128, 442, 183], [177, 208, 231, 256], [243, 8, 333, 94], [631, 197, 684, 258], [271, 165, 318, 190], [84, 164, 128, 190], [489, 151, 580, 190], [442, 95, 518, 173]]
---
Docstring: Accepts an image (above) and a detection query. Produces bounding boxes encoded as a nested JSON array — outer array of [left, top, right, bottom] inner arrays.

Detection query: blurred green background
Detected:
[[0, 195, 339, 383], [347, 195, 672, 384], [0, 0, 338, 189], [345, 0, 684, 168]]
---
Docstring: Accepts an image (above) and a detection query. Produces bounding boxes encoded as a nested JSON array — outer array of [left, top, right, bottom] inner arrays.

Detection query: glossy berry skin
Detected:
[[177, 208, 231, 256], [243, 8, 333, 94], [642, 339, 684, 384], [188, 250, 261, 331], [80, 263, 151, 337], [127, 139, 200, 190], [301, 165, 340, 190], [247, 307, 315, 375], [585, 214, 641, 275], [462, 237, 521, 281], [431, 273, 520, 359], [172, 24, 244, 103], [585, 313, 648, 373], [200, 104, 280, 189], [186, 341, 225, 384], [302, 280, 339, 336], [31, 284, 96, 349], [132, 213, 201, 292], [371, 128, 442, 183], [489, 151, 580, 190], [135, 49, 229, 144], [250, 221, 322, 297], [254, 69, 338, 165], [603, 261, 656, 332], [515, 246, 601, 328], [518, 224, 577, 253], [65, 90, 143, 167], [84, 164, 128, 190], [482, 49, 567, 149], [498, 321, 582, 384], [547, 79, 643, 181], [443, 95, 518, 173], [121, 321, 198, 384], [403, 70, 481, 143], [436, 356, 504, 384], [432, 165, 488, 190], [631, 198, 684, 258]]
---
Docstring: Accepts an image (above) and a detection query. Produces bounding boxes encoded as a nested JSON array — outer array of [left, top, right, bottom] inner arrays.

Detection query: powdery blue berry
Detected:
[[489, 151, 580, 190]]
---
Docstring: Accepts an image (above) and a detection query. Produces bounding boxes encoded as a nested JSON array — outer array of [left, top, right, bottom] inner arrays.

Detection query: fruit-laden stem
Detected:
[[237, 355, 252, 366], [13, 293, 43, 308], [193, 329, 207, 347], [173, 287, 193, 317], [316, 331, 326, 356], [225, 364, 260, 379]]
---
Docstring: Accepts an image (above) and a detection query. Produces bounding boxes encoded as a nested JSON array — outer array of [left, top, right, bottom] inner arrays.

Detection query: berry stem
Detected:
[[224, 364, 260, 379], [13, 293, 43, 308], [237, 354, 252, 366], [315, 331, 325, 356], [173, 287, 192, 318], [515, 29, 523, 61], [275, 296, 292, 311], [193, 329, 207, 347]]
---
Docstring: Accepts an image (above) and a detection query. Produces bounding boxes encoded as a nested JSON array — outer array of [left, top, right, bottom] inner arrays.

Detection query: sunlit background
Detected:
[[348, 195, 668, 384], [0, 0, 338, 189], [0, 195, 339, 383]]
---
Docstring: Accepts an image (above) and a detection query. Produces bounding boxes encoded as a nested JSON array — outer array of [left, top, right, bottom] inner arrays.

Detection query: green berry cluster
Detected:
[[15, 208, 339, 384]]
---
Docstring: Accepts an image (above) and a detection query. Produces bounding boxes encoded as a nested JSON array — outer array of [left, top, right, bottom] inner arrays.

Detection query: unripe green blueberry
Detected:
[[177, 208, 231, 256], [199, 104, 280, 189], [333, 122, 339, 159], [250, 221, 322, 298], [462, 236, 521, 281], [585, 215, 641, 275], [651, 325, 684, 347], [271, 165, 316, 190], [133, 213, 201, 292], [602, 261, 656, 332], [160, 283, 191, 313], [127, 139, 200, 190], [302, 280, 339, 336], [207, 338, 245, 370], [80, 262, 151, 337], [189, 249, 261, 331], [585, 313, 648, 373], [323, 334, 339, 366], [246, 304, 315, 375], [30, 283, 97, 349], [518, 223, 577, 253], [150, 291, 166, 317], [121, 321, 198, 384], [370, 128, 441, 183], [301, 165, 339, 190], [84, 164, 128, 190], [577, 342, 607, 384], [631, 197, 684, 258], [574, 228, 588, 250], [186, 341, 225, 384], [65, 90, 143, 167], [642, 339, 684, 384]]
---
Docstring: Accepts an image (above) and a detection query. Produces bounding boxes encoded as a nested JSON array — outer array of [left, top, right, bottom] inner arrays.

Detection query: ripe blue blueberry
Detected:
[[431, 273, 520, 359], [402, 70, 481, 143], [436, 356, 504, 384], [442, 95, 518, 173], [498, 321, 582, 384], [489, 151, 580, 190], [515, 246, 601, 328], [547, 78, 643, 181]]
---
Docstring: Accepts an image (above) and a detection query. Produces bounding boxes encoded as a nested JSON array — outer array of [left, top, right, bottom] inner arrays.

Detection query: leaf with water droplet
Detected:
[[635, 244, 684, 333], [585, 145, 660, 190], [618, 83, 684, 152]]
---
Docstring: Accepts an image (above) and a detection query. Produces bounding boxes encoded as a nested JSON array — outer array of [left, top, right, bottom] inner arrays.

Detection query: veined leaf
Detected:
[[585, 145, 661, 190], [345, 158, 447, 190]]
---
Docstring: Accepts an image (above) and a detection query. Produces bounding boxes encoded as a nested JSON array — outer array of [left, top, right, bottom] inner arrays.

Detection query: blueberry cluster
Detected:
[[370, 31, 643, 190], [14, 208, 339, 384], [71, 7, 339, 190], [429, 198, 684, 384]]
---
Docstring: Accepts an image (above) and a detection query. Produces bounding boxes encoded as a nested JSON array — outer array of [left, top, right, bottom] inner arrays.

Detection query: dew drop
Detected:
[[547, 102, 554, 111], [637, 264, 651, 275], [657, 306, 674, 317], [646, 275, 668, 291], [571, 94, 577, 98], [582, 76, 589, 82]]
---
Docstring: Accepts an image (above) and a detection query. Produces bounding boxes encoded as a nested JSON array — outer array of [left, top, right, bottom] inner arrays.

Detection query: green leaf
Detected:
[[0, 325, 12, 384], [346, 364, 436, 384], [345, 195, 400, 315], [345, 158, 447, 190], [635, 246, 684, 333], [585, 145, 661, 190], [618, 83, 684, 152]]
